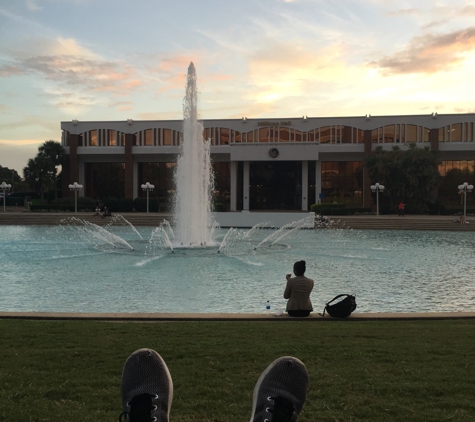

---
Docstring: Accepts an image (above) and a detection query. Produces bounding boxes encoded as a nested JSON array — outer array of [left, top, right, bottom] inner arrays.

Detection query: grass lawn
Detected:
[[0, 319, 474, 421]]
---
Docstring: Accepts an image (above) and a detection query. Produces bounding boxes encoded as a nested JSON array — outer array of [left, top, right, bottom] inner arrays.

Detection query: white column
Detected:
[[315, 160, 322, 204], [132, 161, 138, 199], [243, 161, 250, 211], [302, 161, 308, 210], [78, 159, 85, 197], [230, 161, 237, 211]]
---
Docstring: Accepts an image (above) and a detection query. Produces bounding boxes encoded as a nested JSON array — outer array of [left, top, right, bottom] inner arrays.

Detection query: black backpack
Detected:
[[321, 294, 357, 318]]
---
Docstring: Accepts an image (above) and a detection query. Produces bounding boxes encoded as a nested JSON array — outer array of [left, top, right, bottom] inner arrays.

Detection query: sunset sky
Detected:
[[1, 0, 475, 174]]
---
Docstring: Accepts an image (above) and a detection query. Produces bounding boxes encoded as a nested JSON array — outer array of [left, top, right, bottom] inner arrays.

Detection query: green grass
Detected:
[[0, 319, 474, 421]]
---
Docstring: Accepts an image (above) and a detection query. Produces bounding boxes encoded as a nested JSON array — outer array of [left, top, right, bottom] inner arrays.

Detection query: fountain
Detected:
[[2, 64, 474, 315], [173, 62, 215, 247]]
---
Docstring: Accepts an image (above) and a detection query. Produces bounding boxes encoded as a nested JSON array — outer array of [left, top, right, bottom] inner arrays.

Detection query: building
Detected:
[[61, 113, 475, 211]]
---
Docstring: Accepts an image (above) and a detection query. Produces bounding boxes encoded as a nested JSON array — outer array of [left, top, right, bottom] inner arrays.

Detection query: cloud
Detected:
[[0, 37, 142, 95], [26, 1, 42, 11], [387, 8, 421, 17], [0, 115, 56, 131], [370, 27, 475, 75], [0, 65, 26, 77], [245, 40, 352, 104], [109, 101, 133, 111], [0, 139, 44, 146]]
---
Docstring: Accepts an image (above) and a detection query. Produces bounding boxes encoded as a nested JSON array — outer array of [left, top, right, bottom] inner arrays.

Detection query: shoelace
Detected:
[[264, 396, 296, 422], [119, 393, 159, 422]]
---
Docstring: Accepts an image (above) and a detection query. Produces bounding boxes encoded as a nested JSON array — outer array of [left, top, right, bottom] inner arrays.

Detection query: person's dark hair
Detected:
[[293, 260, 306, 276]]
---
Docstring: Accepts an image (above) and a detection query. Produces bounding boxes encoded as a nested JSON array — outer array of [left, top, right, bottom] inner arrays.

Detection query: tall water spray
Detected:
[[173, 62, 215, 246]]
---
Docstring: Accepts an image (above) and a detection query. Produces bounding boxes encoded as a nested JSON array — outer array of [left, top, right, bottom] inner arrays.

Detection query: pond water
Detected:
[[1, 217, 474, 314]]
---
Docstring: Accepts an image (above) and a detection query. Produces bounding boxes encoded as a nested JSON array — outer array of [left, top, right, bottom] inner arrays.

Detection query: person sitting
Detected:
[[459, 215, 466, 226], [283, 260, 314, 317], [102, 206, 111, 218], [94, 205, 101, 216]]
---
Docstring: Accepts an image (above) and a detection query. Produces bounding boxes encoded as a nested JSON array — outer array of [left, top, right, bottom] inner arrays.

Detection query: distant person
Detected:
[[398, 201, 405, 217], [459, 215, 466, 226], [283, 260, 314, 317], [102, 206, 111, 218]]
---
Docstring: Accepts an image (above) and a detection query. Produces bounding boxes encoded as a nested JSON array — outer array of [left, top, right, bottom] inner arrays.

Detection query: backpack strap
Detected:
[[325, 294, 350, 306]]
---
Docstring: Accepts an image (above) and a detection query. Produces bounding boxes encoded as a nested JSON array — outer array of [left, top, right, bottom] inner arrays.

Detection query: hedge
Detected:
[[310, 203, 370, 215], [30, 204, 95, 212]]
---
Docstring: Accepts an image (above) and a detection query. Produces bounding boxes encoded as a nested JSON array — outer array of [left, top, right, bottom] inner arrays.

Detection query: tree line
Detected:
[[0, 140, 65, 202]]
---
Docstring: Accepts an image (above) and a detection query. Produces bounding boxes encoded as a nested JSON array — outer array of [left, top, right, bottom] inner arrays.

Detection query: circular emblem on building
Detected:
[[268, 147, 279, 159]]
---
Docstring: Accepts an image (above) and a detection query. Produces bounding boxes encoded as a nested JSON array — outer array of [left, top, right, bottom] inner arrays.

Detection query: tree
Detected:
[[38, 140, 65, 199], [23, 155, 54, 202], [364, 144, 441, 213], [0, 165, 28, 192]]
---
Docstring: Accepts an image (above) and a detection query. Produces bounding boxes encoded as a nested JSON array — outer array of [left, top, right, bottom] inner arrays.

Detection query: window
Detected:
[[144, 129, 153, 146], [320, 126, 331, 143], [89, 130, 98, 146], [384, 125, 395, 143], [451, 123, 462, 142], [354, 128, 364, 143], [220, 128, 230, 145], [163, 129, 172, 146], [279, 127, 290, 142], [307, 129, 315, 142], [341, 126, 352, 144], [294, 130, 302, 142], [331, 126, 341, 144], [406, 125, 417, 142], [106, 130, 116, 146], [257, 127, 268, 143]]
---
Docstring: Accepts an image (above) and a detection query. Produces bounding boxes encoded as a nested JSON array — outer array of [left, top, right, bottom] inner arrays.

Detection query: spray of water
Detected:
[[173, 62, 215, 247]]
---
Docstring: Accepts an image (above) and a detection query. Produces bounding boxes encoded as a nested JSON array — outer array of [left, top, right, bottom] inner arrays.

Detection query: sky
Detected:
[[1, 0, 475, 175]]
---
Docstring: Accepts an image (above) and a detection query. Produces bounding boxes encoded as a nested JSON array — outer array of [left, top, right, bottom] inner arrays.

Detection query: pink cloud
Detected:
[[371, 27, 475, 75]]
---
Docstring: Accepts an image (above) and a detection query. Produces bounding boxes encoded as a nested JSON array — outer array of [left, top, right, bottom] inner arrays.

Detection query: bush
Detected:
[[310, 203, 346, 213], [7, 192, 39, 200], [426, 200, 447, 215], [103, 197, 119, 212], [29, 204, 94, 212], [5, 196, 25, 207], [119, 198, 134, 212], [310, 203, 370, 215], [133, 197, 159, 212]]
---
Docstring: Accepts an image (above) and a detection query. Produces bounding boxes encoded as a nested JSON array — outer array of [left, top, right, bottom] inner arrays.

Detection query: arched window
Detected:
[[320, 126, 331, 144], [89, 130, 98, 146]]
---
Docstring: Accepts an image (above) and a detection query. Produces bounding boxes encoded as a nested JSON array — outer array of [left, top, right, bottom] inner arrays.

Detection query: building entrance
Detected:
[[249, 161, 302, 210]]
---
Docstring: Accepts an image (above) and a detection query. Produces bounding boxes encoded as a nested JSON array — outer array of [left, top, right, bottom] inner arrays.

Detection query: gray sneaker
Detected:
[[119, 348, 173, 422], [250, 356, 308, 422]]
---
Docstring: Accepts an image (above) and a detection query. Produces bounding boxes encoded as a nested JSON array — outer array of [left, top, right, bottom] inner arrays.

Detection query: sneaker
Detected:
[[119, 348, 173, 422], [250, 356, 308, 422]]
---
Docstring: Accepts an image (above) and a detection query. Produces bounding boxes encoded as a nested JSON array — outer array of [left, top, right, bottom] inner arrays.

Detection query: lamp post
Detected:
[[141, 182, 155, 213], [68, 182, 83, 213], [1, 181, 12, 213], [458, 182, 474, 219], [370, 182, 385, 216]]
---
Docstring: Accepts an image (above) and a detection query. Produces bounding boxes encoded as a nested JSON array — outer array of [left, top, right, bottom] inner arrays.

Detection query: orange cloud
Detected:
[[371, 27, 475, 75]]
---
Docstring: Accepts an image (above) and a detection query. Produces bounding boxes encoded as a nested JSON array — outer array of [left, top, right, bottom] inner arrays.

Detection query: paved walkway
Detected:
[[1, 311, 474, 321]]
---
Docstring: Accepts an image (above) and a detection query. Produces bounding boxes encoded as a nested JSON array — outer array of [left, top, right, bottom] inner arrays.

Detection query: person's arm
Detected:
[[283, 276, 292, 299]]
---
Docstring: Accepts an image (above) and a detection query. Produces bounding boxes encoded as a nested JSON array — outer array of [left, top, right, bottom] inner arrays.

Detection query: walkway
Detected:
[[0, 210, 474, 230]]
